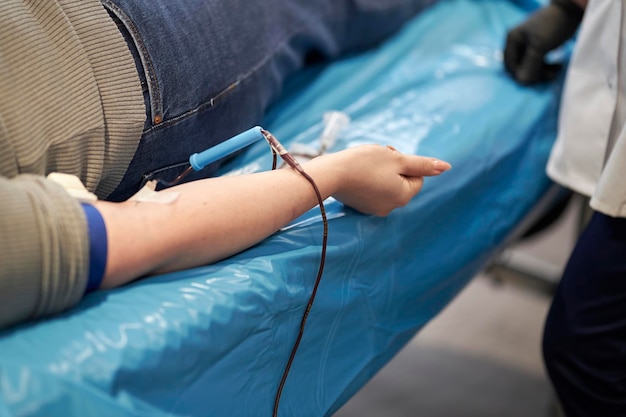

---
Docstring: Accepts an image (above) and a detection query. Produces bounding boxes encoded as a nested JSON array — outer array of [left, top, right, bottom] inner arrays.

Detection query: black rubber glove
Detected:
[[504, 0, 584, 84]]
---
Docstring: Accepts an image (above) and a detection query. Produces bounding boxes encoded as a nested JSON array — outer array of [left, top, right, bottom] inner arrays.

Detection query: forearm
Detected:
[[95, 157, 342, 289], [94, 145, 450, 289]]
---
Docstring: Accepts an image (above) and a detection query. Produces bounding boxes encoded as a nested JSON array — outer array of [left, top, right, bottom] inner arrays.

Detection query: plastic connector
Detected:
[[189, 126, 265, 171], [319, 111, 350, 153]]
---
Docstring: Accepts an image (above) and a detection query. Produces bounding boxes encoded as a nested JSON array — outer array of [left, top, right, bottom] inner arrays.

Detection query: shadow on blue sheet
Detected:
[[0, 0, 564, 416]]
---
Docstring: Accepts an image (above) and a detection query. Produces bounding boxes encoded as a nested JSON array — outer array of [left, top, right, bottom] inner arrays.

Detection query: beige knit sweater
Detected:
[[0, 0, 145, 328]]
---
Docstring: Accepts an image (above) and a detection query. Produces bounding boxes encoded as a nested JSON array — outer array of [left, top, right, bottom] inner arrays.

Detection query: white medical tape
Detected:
[[128, 180, 179, 204]]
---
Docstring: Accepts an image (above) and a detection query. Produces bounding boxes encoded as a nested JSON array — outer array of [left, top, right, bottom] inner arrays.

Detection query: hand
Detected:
[[504, 0, 584, 85], [315, 144, 451, 216]]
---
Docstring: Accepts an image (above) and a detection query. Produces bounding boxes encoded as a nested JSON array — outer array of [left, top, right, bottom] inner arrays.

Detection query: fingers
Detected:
[[505, 45, 561, 84], [516, 48, 561, 85], [504, 26, 562, 85], [504, 29, 525, 76], [397, 152, 451, 177]]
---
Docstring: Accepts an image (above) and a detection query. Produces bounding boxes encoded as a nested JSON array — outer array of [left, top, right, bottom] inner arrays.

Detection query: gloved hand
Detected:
[[504, 0, 584, 84]]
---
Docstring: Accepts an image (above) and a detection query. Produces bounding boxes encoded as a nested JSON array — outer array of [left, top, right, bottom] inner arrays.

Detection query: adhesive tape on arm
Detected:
[[47, 172, 98, 202], [128, 180, 179, 204]]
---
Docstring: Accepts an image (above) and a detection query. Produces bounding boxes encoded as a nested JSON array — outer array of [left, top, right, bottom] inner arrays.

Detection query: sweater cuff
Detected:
[[81, 203, 108, 293]]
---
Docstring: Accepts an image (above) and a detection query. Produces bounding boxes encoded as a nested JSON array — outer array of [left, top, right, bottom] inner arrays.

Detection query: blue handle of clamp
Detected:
[[189, 126, 265, 171]]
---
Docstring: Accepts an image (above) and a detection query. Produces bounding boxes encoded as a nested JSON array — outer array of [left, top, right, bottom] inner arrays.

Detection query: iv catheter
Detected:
[[156, 126, 266, 186]]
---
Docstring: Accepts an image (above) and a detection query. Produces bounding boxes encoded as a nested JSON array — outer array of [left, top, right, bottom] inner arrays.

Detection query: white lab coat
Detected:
[[547, 0, 626, 217]]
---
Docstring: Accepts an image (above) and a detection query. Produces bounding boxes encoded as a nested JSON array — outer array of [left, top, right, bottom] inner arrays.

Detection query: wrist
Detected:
[[301, 152, 348, 197], [552, 0, 585, 23]]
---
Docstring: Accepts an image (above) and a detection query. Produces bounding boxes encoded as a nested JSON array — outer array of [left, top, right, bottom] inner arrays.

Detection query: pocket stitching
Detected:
[[101, 0, 163, 124]]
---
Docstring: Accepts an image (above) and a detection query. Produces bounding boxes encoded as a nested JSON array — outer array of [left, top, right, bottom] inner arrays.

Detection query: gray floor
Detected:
[[334, 195, 585, 417]]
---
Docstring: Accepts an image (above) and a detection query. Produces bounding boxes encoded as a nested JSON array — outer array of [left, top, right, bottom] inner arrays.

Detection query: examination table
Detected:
[[0, 0, 564, 415]]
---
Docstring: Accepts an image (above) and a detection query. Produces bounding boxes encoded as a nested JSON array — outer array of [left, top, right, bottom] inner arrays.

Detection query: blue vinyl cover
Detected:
[[0, 0, 564, 416]]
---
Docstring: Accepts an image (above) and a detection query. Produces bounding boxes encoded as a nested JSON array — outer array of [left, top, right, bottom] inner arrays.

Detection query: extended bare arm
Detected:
[[94, 144, 451, 289]]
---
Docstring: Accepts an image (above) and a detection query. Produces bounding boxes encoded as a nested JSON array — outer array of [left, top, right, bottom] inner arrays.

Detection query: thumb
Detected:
[[403, 175, 425, 198]]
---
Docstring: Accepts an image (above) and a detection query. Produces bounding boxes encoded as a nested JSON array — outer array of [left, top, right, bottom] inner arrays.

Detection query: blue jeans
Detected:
[[101, 0, 437, 201]]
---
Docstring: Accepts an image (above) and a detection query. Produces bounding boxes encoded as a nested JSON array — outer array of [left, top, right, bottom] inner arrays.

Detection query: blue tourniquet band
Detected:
[[81, 203, 108, 294]]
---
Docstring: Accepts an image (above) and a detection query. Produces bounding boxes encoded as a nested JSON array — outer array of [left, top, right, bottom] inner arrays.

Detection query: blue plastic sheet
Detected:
[[0, 0, 563, 416]]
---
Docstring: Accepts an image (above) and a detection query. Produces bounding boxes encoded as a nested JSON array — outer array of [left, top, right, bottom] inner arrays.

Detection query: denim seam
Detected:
[[142, 14, 326, 135], [143, 80, 240, 134], [100, 0, 163, 123]]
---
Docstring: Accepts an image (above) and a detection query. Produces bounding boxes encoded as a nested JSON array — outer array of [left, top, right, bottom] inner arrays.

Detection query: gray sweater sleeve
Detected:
[[0, 0, 145, 329], [0, 175, 89, 329]]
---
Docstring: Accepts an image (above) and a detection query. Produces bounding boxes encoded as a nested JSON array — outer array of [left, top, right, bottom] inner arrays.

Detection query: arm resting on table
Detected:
[[95, 145, 451, 289]]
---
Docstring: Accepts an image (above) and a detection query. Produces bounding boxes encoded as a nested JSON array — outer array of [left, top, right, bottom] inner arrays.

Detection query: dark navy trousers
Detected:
[[543, 211, 626, 416]]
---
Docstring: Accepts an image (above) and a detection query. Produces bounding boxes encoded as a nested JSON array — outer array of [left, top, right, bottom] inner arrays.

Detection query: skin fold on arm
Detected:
[[94, 145, 451, 289]]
